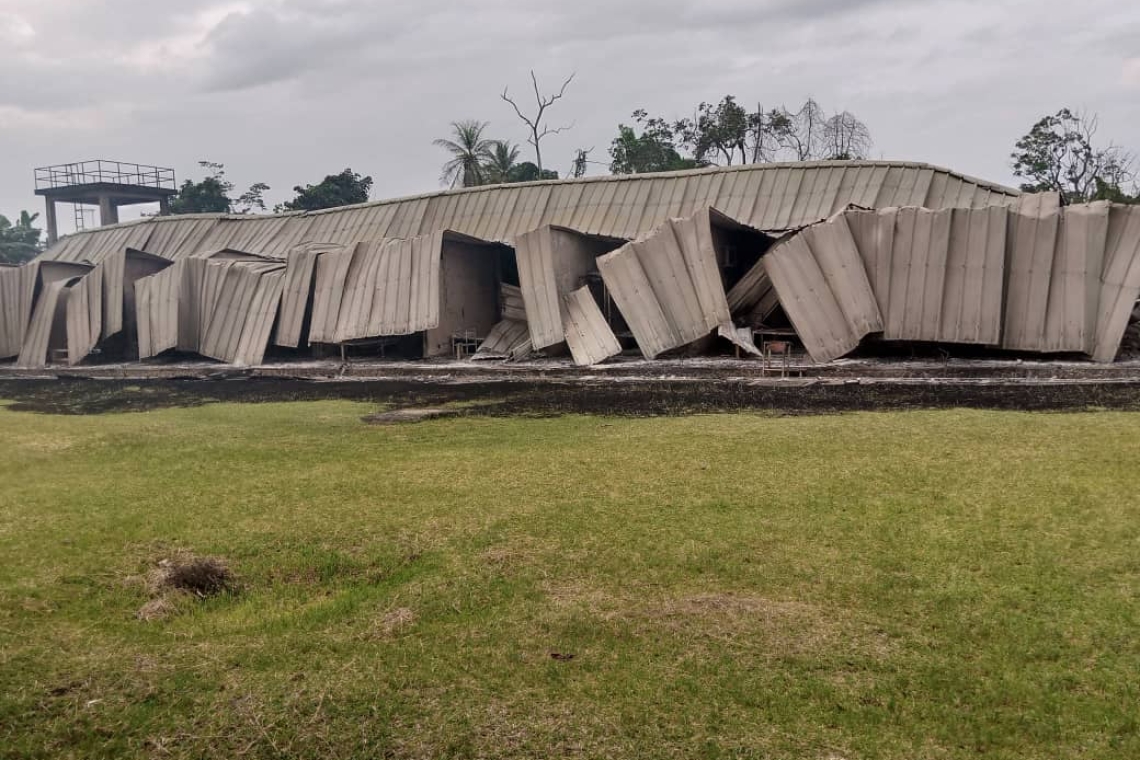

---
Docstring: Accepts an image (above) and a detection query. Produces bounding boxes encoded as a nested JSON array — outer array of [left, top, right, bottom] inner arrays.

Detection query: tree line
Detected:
[[3, 95, 1135, 265]]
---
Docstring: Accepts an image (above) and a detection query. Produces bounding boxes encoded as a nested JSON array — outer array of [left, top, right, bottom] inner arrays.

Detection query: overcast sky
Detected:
[[2, 0, 1138, 235]]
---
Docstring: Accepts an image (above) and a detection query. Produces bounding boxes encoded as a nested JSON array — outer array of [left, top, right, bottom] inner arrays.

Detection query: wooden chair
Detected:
[[762, 339, 792, 377]]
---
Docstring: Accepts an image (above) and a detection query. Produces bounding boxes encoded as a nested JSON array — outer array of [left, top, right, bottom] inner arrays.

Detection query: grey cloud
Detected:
[[3, 0, 1140, 233]]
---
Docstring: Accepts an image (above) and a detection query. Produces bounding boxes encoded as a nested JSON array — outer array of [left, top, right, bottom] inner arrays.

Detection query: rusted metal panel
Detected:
[[562, 286, 621, 366]]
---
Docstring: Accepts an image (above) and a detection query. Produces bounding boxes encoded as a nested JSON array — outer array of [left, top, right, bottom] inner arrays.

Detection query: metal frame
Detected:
[[34, 160, 176, 191]]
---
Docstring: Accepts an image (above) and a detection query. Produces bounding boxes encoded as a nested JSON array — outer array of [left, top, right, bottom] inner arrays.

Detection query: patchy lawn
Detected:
[[0, 400, 1137, 759]]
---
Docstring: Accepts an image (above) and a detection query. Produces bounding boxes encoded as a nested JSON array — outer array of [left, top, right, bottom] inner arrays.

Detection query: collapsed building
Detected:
[[3, 160, 1139, 369]]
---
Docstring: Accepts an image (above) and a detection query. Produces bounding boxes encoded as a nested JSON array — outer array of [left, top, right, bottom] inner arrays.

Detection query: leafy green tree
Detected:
[[234, 182, 271, 214], [169, 162, 271, 214], [169, 162, 232, 214], [677, 96, 751, 165], [279, 169, 373, 211], [484, 141, 521, 184], [609, 111, 700, 174], [0, 210, 42, 264], [1011, 109, 1136, 202], [434, 121, 495, 188], [507, 162, 558, 182]]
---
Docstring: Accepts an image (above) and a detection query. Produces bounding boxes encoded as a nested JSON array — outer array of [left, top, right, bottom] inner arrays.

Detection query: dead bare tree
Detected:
[[501, 71, 576, 176], [823, 111, 873, 160]]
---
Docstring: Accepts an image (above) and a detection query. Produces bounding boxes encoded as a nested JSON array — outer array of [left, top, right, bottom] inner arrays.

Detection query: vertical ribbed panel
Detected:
[[562, 286, 622, 366]]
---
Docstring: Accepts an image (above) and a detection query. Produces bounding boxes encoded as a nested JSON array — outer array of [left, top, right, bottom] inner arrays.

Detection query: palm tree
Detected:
[[483, 141, 520, 184], [434, 121, 495, 188]]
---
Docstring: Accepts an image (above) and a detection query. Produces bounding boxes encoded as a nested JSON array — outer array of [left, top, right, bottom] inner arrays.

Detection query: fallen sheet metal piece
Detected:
[[726, 262, 782, 329], [136, 260, 184, 359], [1092, 204, 1140, 362], [198, 260, 287, 366], [473, 318, 532, 360], [15, 261, 95, 368], [515, 226, 624, 350], [717, 323, 762, 357], [135, 250, 283, 362], [759, 210, 884, 363], [1002, 193, 1063, 351], [845, 205, 1007, 345], [561, 286, 622, 366], [501, 283, 527, 322], [309, 231, 503, 358], [97, 248, 173, 340], [65, 264, 104, 366], [598, 207, 753, 358], [274, 243, 344, 348], [0, 263, 40, 359]]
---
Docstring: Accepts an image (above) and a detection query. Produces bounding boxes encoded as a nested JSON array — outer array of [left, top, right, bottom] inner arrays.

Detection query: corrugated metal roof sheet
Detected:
[[515, 226, 624, 350], [844, 206, 1008, 345], [1002, 194, 1063, 351], [15, 261, 96, 368], [0, 263, 39, 359], [100, 248, 172, 340], [272, 243, 347, 348], [596, 207, 737, 358], [762, 223, 883, 363], [1092, 205, 1140, 362], [39, 161, 1021, 266], [473, 318, 532, 360], [16, 279, 73, 368], [333, 233, 442, 342], [136, 260, 183, 359], [198, 262, 287, 366], [65, 264, 104, 366], [562, 286, 622, 366]]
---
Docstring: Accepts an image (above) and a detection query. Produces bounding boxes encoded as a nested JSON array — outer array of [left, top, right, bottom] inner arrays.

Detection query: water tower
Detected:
[[34, 160, 178, 245]]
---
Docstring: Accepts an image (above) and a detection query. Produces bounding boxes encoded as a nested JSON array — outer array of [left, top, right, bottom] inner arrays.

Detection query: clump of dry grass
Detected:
[[135, 553, 235, 621], [379, 607, 417, 635], [160, 556, 232, 597]]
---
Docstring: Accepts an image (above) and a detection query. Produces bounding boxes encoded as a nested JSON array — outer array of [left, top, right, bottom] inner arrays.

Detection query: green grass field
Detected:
[[1, 400, 1138, 759]]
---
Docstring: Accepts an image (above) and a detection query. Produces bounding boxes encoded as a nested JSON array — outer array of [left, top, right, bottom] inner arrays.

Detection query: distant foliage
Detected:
[[1011, 109, 1137, 203], [435, 126, 560, 187], [0, 210, 42, 264], [609, 111, 700, 175], [279, 169, 373, 211], [610, 97, 873, 175], [435, 121, 496, 188], [169, 161, 271, 215]]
